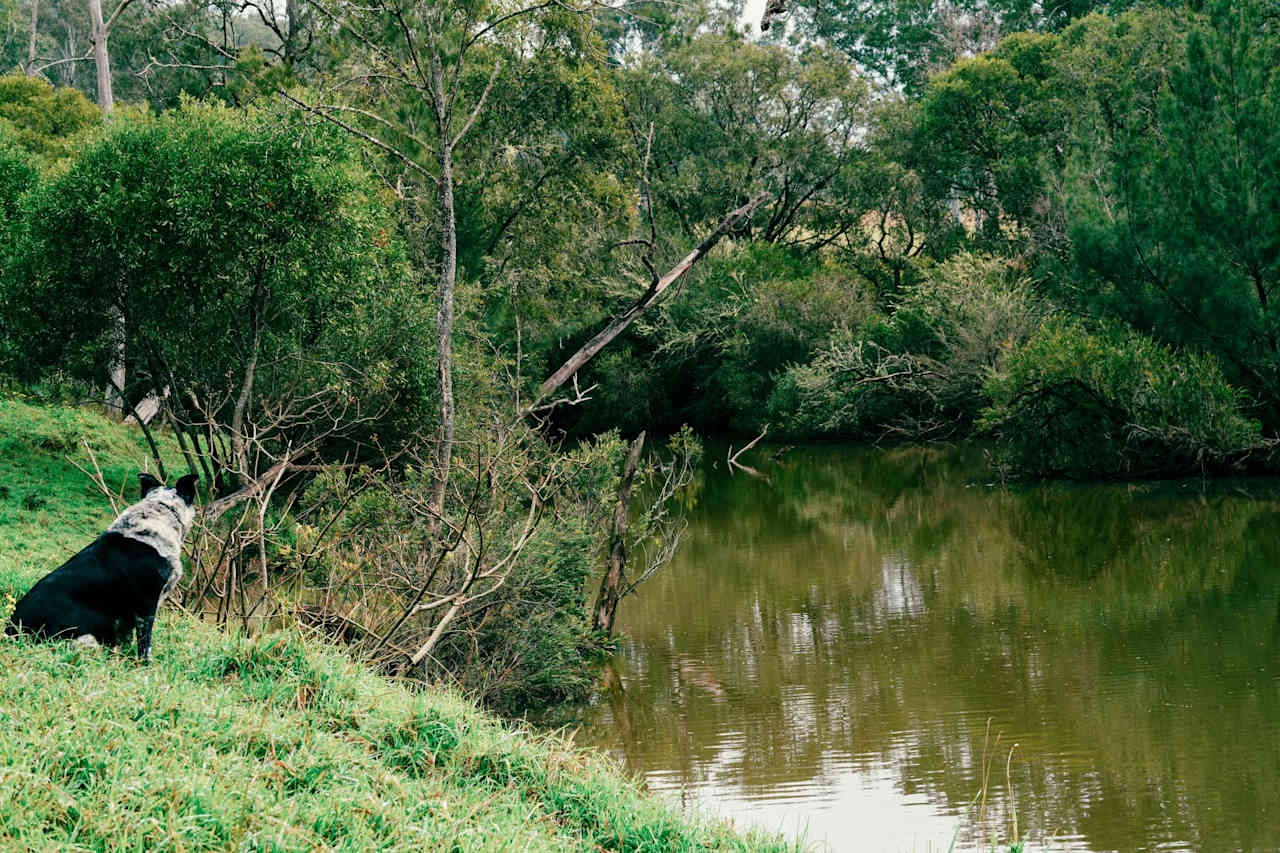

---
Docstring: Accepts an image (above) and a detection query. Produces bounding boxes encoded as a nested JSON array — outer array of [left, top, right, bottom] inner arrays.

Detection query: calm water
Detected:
[[568, 444, 1280, 852]]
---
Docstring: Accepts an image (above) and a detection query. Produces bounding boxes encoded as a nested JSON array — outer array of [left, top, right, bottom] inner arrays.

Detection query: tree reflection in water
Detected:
[[568, 444, 1280, 852]]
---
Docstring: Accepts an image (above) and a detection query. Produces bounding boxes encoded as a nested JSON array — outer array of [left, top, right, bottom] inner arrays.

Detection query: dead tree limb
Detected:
[[530, 191, 770, 412], [592, 431, 645, 636], [728, 425, 769, 479]]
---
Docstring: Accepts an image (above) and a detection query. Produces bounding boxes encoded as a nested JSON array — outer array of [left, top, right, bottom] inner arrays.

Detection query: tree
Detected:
[[3, 99, 422, 486], [278, 0, 621, 530], [1061, 3, 1280, 415], [907, 31, 1067, 249], [780, 0, 1190, 95], [620, 35, 867, 246]]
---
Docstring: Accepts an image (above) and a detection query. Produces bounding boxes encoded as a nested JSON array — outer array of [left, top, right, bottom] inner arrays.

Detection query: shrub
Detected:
[[979, 319, 1265, 478], [0, 73, 101, 163], [0, 129, 36, 222], [768, 252, 1041, 439]]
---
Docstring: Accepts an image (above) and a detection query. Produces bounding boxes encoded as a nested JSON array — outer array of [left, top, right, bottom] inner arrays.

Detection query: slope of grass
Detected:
[[0, 395, 185, 586], [0, 395, 789, 852]]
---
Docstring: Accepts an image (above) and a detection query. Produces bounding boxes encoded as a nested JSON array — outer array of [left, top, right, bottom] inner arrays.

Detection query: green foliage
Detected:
[[621, 35, 867, 247], [980, 319, 1264, 478], [0, 125, 34, 221], [801, 0, 1185, 95], [555, 243, 873, 436], [0, 73, 100, 162], [769, 253, 1041, 439], [1059, 2, 1280, 416], [909, 32, 1068, 247], [2, 97, 428, 456], [0, 127, 35, 327]]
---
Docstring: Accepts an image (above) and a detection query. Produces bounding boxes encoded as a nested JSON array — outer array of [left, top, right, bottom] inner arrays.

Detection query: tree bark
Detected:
[[86, 0, 114, 112], [104, 302, 125, 418], [230, 321, 262, 476], [592, 431, 645, 636], [533, 191, 769, 409], [426, 40, 455, 538], [428, 141, 456, 537], [26, 0, 39, 72]]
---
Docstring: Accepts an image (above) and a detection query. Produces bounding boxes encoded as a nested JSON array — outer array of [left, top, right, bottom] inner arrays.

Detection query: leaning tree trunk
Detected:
[[592, 431, 646, 636], [533, 192, 768, 410]]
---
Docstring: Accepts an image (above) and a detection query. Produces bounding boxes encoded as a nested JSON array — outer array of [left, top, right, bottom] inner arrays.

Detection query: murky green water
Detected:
[[568, 444, 1280, 852]]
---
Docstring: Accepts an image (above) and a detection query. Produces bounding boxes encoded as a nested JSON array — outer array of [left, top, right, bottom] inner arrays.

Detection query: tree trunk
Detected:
[[89, 0, 121, 413], [427, 139, 456, 536], [86, 0, 113, 112], [26, 0, 38, 72], [592, 431, 645, 636], [230, 322, 262, 476], [534, 191, 768, 409], [425, 39, 455, 538], [104, 302, 125, 419]]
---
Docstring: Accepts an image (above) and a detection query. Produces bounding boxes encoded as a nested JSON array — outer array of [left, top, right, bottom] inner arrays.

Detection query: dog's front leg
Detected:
[[134, 610, 157, 662]]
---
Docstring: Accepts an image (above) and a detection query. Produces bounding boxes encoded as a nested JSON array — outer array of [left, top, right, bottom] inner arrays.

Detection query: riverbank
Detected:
[[0, 396, 790, 851]]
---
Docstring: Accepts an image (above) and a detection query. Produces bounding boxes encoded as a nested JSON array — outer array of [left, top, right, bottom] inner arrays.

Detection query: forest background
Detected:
[[1, 0, 1276, 713]]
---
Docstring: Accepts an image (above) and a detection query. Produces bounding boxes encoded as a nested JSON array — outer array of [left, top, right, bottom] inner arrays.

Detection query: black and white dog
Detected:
[[5, 472, 197, 661]]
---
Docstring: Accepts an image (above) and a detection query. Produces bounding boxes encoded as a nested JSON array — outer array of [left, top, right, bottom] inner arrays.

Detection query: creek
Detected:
[[569, 444, 1280, 852]]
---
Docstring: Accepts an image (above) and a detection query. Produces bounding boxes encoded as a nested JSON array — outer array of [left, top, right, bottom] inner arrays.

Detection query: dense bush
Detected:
[[0, 130, 36, 222], [1, 98, 430, 478], [980, 320, 1265, 478], [768, 253, 1042, 439], [552, 243, 875, 437], [0, 73, 100, 162]]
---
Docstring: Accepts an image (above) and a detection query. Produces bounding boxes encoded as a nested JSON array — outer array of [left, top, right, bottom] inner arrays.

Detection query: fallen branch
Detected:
[[529, 191, 770, 412], [727, 425, 769, 477]]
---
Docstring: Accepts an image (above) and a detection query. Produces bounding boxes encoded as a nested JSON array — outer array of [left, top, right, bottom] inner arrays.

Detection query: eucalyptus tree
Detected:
[[620, 35, 867, 245], [763, 0, 1197, 94], [2, 100, 420, 486], [275, 0, 629, 526]]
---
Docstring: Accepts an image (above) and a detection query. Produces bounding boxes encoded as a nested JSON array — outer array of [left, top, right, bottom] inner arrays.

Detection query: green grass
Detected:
[[0, 395, 185, 586], [0, 396, 791, 852]]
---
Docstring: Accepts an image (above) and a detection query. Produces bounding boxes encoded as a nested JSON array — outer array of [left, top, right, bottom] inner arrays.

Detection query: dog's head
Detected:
[[137, 472, 199, 535]]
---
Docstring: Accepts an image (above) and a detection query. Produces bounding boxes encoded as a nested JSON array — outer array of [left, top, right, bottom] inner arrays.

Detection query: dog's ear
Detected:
[[175, 473, 199, 505], [138, 472, 162, 498]]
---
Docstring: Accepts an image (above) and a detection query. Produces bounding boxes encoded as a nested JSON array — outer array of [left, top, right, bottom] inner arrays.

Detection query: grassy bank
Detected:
[[0, 396, 789, 851]]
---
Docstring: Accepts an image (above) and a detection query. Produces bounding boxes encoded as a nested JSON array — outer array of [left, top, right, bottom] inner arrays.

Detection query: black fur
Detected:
[[175, 473, 197, 504], [5, 533, 174, 658], [4, 472, 196, 661], [139, 472, 162, 498]]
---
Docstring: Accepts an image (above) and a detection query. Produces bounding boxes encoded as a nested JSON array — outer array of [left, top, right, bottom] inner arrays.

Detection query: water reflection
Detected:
[[568, 445, 1280, 852]]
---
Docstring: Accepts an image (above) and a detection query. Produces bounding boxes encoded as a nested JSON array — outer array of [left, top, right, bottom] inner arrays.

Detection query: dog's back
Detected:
[[5, 472, 198, 659], [6, 534, 174, 644]]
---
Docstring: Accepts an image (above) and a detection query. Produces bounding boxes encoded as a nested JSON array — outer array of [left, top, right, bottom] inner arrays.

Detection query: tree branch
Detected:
[[531, 191, 770, 409]]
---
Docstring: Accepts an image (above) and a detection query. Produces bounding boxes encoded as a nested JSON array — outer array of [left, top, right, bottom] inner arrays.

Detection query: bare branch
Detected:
[[532, 191, 771, 409]]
